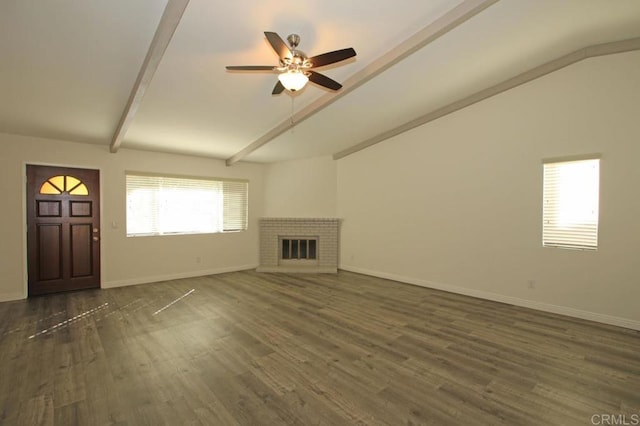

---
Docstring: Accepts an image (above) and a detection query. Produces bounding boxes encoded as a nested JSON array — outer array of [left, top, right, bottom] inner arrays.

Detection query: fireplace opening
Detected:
[[281, 238, 317, 260]]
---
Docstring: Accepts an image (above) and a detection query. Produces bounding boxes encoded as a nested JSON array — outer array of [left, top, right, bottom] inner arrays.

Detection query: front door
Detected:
[[26, 165, 101, 296]]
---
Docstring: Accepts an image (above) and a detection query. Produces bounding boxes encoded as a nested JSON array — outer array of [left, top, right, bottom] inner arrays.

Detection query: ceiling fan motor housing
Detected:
[[287, 34, 301, 49]]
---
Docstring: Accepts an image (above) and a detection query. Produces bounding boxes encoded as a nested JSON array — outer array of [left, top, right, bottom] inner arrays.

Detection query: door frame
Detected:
[[22, 161, 104, 297]]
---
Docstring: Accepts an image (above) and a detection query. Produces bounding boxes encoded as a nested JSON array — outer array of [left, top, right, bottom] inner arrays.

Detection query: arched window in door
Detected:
[[39, 175, 89, 196]]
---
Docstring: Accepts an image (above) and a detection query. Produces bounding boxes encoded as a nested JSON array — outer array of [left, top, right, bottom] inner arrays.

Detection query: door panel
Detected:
[[27, 165, 100, 296], [37, 200, 61, 217], [70, 201, 92, 217], [37, 224, 62, 281], [70, 224, 93, 277]]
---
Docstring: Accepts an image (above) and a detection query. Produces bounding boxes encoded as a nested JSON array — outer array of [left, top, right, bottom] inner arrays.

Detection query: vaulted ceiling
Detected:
[[2, 0, 640, 164]]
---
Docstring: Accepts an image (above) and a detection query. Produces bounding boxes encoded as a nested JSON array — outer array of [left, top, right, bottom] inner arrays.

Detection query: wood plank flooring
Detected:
[[0, 270, 638, 425]]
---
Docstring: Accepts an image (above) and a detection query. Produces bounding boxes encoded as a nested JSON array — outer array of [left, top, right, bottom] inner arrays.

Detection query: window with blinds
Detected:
[[542, 158, 599, 250], [126, 173, 248, 237]]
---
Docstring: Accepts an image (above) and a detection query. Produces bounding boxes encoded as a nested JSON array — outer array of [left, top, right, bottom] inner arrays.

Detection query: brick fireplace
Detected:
[[257, 218, 340, 273]]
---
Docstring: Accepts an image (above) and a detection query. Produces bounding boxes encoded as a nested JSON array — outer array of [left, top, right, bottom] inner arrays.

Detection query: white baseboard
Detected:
[[340, 265, 640, 331], [102, 264, 259, 289], [0, 291, 27, 303]]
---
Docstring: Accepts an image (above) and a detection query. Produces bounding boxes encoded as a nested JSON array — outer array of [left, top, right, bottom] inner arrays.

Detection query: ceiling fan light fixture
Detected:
[[278, 70, 308, 92]]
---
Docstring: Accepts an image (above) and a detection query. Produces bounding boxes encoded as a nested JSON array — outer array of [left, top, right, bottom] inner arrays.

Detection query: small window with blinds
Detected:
[[126, 173, 248, 237], [542, 157, 600, 250]]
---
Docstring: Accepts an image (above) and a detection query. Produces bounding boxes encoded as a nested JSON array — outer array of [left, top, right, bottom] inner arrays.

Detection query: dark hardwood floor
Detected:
[[0, 270, 638, 425]]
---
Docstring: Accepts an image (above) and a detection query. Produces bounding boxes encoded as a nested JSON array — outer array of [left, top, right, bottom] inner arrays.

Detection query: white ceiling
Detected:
[[2, 0, 640, 164]]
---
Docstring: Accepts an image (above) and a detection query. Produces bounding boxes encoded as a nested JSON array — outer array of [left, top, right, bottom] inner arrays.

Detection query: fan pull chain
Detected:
[[290, 96, 295, 134]]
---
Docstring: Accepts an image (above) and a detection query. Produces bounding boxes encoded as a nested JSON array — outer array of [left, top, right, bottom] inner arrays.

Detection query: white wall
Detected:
[[0, 134, 265, 301], [263, 156, 337, 217], [337, 51, 640, 329], [3, 51, 639, 331]]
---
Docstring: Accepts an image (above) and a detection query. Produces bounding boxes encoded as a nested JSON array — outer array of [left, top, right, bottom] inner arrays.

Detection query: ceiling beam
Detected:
[[109, 0, 190, 153], [225, 0, 500, 166], [333, 37, 640, 160]]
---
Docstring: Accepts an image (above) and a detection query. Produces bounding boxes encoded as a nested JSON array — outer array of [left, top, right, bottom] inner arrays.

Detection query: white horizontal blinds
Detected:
[[542, 158, 600, 250], [223, 180, 248, 231], [126, 174, 248, 236], [126, 174, 161, 236]]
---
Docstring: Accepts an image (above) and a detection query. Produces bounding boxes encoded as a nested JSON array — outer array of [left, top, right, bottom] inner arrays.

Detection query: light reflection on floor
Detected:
[[28, 303, 109, 339], [25, 288, 197, 339], [153, 289, 195, 315], [1, 309, 68, 336]]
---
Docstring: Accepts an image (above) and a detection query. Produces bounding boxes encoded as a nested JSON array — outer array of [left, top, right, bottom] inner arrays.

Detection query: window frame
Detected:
[[125, 172, 248, 237], [542, 155, 600, 251]]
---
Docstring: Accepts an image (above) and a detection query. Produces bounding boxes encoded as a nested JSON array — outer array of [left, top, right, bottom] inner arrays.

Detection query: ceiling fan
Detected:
[[226, 32, 356, 94]]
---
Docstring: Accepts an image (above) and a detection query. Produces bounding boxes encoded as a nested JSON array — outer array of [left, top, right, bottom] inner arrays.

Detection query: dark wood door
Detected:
[[27, 165, 101, 296]]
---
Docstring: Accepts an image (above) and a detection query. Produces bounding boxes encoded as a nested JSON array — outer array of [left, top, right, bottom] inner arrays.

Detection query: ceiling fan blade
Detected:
[[264, 32, 291, 59], [226, 65, 275, 71], [308, 48, 356, 68], [308, 71, 342, 91], [272, 80, 285, 95]]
